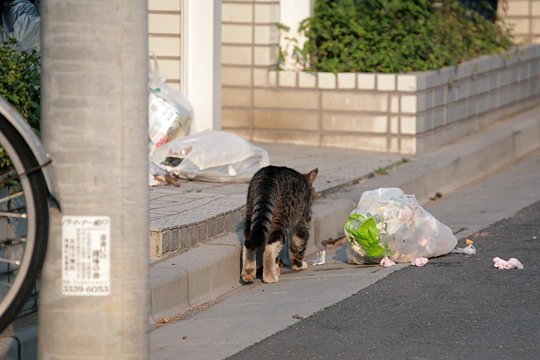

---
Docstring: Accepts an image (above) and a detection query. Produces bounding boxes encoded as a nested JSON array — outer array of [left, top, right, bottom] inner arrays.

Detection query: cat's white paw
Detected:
[[263, 268, 279, 283], [263, 274, 279, 283], [291, 261, 308, 271]]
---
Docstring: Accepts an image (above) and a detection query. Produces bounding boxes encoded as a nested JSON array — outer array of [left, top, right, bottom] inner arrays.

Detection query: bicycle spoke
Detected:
[[0, 168, 16, 186], [0, 211, 27, 219], [0, 258, 20, 266], [1, 107, 51, 332], [0, 237, 26, 246], [0, 191, 23, 205]]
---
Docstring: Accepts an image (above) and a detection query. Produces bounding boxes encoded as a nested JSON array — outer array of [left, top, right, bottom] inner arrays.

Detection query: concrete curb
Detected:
[[149, 198, 357, 321], [150, 234, 241, 322], [150, 106, 540, 322]]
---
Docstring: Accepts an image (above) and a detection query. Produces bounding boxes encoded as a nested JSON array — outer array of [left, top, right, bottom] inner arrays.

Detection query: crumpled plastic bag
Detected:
[[452, 244, 477, 255], [148, 55, 192, 149], [345, 188, 457, 263], [150, 130, 270, 184], [0, 0, 40, 52], [493, 257, 523, 270]]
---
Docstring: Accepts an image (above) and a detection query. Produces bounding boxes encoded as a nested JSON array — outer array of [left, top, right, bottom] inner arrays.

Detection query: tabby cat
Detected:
[[241, 165, 318, 284]]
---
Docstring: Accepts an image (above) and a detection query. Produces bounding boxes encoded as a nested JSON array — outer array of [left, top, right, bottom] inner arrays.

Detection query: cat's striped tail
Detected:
[[246, 173, 276, 250]]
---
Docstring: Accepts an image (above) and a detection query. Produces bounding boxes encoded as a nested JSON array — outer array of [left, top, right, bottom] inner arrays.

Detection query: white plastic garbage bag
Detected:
[[148, 54, 192, 148], [345, 188, 457, 263], [150, 130, 270, 183]]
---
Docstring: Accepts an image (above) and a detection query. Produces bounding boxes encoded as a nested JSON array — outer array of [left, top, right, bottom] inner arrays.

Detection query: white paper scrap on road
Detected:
[[308, 250, 326, 266], [493, 257, 524, 270], [380, 256, 396, 268], [411, 257, 429, 267]]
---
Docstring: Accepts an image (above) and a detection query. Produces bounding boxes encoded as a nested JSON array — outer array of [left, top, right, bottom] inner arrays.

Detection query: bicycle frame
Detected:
[[0, 95, 59, 208]]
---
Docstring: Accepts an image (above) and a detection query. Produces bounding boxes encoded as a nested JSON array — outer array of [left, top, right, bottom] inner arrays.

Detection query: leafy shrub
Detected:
[[0, 37, 40, 171], [0, 37, 41, 132], [292, 0, 514, 73]]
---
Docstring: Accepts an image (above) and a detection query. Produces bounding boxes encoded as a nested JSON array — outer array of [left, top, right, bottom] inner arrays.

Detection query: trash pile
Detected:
[[148, 56, 192, 151], [149, 129, 269, 184], [147, 56, 269, 185], [344, 188, 457, 267], [341, 187, 525, 271]]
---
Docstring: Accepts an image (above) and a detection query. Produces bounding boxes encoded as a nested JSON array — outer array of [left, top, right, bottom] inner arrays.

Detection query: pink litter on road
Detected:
[[493, 257, 524, 270], [411, 257, 429, 267], [380, 257, 396, 268]]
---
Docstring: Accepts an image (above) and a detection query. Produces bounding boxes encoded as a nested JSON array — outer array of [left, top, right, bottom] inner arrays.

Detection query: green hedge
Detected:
[[0, 38, 40, 171], [0, 38, 41, 132], [293, 0, 514, 73]]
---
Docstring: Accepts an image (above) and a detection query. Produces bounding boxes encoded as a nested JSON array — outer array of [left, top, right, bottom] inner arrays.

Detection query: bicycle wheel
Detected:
[[0, 116, 49, 333]]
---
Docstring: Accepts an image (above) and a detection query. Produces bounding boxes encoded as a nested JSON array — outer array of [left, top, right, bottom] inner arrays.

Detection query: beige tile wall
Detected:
[[220, 1, 540, 154], [502, 0, 540, 44], [148, 0, 182, 91], [221, 0, 281, 134]]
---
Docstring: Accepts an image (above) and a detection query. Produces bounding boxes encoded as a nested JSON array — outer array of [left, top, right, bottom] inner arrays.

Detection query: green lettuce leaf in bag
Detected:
[[345, 213, 390, 258]]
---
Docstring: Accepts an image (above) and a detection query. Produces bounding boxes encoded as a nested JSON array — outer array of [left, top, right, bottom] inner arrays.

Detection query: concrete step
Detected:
[[149, 147, 404, 261], [328, 106, 540, 204]]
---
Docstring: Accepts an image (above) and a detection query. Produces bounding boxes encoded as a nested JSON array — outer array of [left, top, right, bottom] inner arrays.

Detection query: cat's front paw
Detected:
[[291, 261, 308, 271], [241, 268, 255, 284], [262, 273, 279, 284], [263, 266, 279, 283]]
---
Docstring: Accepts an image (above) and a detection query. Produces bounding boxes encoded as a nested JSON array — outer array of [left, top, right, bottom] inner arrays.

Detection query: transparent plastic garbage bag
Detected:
[[150, 130, 270, 183], [345, 188, 457, 263], [148, 54, 192, 149]]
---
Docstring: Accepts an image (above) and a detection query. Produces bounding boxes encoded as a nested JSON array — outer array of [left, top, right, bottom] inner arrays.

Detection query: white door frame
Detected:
[[181, 0, 222, 132]]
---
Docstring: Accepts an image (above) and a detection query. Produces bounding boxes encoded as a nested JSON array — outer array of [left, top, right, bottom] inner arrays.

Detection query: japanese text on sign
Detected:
[[61, 216, 110, 296]]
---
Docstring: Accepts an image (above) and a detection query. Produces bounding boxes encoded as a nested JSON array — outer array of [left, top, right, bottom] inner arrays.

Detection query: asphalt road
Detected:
[[228, 201, 540, 360], [151, 149, 540, 360], [227, 152, 540, 360]]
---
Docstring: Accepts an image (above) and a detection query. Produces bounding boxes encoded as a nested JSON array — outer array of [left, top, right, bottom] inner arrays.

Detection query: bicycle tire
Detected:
[[0, 116, 49, 333]]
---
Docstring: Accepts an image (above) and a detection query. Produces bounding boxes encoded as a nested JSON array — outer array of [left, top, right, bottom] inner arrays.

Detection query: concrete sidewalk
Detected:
[[149, 105, 540, 324], [148, 143, 405, 260], [3, 105, 539, 359]]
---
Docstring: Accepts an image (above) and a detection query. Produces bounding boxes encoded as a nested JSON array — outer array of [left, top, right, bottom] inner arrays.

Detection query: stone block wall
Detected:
[[148, 0, 183, 91], [502, 0, 540, 44], [262, 46, 540, 154], [221, 0, 281, 138], [221, 1, 540, 154]]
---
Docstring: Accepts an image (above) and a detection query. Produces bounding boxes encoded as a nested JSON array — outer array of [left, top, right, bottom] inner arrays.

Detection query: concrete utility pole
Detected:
[[39, 1, 149, 358]]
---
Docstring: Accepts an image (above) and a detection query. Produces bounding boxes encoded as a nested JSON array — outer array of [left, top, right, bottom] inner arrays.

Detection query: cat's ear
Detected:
[[306, 168, 318, 185]]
